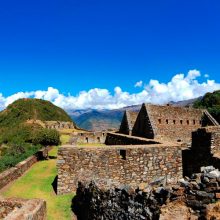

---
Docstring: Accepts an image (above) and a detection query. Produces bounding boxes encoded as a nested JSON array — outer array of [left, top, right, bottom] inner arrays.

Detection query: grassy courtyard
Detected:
[[0, 146, 74, 220]]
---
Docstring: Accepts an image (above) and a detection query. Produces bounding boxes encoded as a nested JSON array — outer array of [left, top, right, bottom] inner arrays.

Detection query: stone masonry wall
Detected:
[[182, 127, 220, 176], [0, 198, 46, 220], [133, 104, 205, 142], [73, 132, 107, 144], [105, 132, 160, 145], [57, 144, 182, 195], [0, 148, 48, 190]]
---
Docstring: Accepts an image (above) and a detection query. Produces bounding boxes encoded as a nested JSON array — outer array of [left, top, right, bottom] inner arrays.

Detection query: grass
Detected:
[[1, 146, 74, 220], [60, 134, 70, 145]]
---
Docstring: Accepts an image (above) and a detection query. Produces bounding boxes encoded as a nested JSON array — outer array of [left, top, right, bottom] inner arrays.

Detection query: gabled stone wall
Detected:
[[45, 121, 75, 129], [133, 104, 206, 142]]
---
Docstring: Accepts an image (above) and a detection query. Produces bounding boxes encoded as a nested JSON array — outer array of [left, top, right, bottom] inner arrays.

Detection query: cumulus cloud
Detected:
[[135, 80, 143, 87], [0, 70, 219, 110]]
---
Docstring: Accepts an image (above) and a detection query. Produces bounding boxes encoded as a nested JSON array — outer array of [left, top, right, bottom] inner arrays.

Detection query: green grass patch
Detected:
[[1, 146, 74, 220], [60, 134, 70, 145]]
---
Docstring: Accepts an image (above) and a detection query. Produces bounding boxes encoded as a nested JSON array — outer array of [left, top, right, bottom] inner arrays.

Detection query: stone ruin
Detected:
[[0, 198, 46, 220], [71, 131, 107, 144], [44, 121, 75, 130], [72, 166, 220, 220], [130, 103, 218, 143], [57, 103, 220, 196]]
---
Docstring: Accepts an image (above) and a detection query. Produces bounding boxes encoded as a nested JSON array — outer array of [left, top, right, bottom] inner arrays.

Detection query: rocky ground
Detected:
[[72, 166, 220, 220]]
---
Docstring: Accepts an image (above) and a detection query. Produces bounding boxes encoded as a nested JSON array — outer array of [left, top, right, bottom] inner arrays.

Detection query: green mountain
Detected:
[[194, 90, 220, 123], [0, 98, 73, 129]]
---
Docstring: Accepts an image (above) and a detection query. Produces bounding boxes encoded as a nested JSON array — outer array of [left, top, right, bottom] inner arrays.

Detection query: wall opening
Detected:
[[187, 120, 189, 125], [193, 120, 196, 125], [173, 120, 176, 124], [166, 119, 168, 124], [180, 120, 183, 124], [120, 150, 126, 160], [97, 137, 100, 143], [158, 119, 161, 124], [86, 137, 88, 143]]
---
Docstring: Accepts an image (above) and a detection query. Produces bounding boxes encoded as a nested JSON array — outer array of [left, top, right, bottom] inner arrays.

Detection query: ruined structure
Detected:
[[57, 103, 220, 196], [183, 126, 220, 176], [0, 198, 46, 220], [44, 121, 75, 130], [72, 132, 107, 144], [26, 119, 76, 130], [119, 110, 138, 135], [57, 133, 182, 194], [132, 104, 218, 142]]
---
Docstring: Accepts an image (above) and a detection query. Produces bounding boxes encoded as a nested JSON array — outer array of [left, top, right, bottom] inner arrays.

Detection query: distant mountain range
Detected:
[[68, 97, 201, 131]]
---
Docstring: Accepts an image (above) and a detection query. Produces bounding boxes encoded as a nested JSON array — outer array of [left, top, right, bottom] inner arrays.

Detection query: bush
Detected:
[[0, 142, 41, 172], [32, 128, 60, 146]]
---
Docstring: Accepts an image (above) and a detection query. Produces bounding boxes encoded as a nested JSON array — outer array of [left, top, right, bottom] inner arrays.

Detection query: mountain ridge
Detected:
[[68, 97, 200, 131]]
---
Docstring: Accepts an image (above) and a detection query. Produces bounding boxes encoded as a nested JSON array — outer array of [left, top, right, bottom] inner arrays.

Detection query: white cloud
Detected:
[[204, 74, 209, 78], [135, 80, 143, 87], [0, 69, 219, 110]]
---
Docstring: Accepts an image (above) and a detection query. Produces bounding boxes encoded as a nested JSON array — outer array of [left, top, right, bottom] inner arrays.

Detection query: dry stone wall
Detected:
[[105, 132, 160, 145], [0, 148, 48, 190], [133, 104, 205, 142], [0, 198, 46, 220], [74, 132, 107, 144], [182, 127, 220, 177], [57, 143, 182, 195]]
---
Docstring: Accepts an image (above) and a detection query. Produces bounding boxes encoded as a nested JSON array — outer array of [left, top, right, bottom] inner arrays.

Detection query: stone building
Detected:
[[72, 132, 107, 144], [57, 133, 182, 194], [44, 121, 75, 130], [119, 111, 138, 135], [57, 103, 220, 195], [132, 104, 218, 142]]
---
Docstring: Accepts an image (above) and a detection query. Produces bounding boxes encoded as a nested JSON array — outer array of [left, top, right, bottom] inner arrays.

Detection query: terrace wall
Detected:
[[0, 148, 48, 190]]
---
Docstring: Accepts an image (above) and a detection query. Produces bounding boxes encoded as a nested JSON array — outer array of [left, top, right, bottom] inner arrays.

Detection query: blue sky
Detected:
[[0, 0, 220, 109]]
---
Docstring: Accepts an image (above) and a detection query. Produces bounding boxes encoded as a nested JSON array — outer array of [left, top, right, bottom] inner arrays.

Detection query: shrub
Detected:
[[0, 142, 41, 172], [32, 128, 60, 146]]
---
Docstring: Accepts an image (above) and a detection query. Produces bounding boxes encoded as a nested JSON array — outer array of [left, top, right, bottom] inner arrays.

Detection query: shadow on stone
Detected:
[[52, 176, 58, 195], [49, 155, 57, 159]]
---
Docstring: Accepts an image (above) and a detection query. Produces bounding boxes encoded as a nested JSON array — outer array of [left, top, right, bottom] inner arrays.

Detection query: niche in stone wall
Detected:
[[120, 150, 126, 160], [97, 137, 100, 143]]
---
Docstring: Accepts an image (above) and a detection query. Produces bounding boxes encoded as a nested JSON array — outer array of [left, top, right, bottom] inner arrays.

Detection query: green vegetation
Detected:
[[1, 147, 74, 220], [0, 143, 41, 172], [0, 98, 75, 172], [194, 90, 220, 123], [0, 98, 72, 128], [60, 134, 70, 145]]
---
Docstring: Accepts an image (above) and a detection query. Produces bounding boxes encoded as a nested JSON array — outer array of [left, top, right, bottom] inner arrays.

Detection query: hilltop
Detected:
[[194, 90, 220, 123], [0, 98, 73, 129]]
